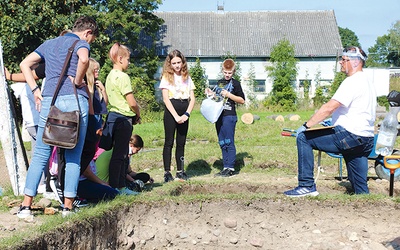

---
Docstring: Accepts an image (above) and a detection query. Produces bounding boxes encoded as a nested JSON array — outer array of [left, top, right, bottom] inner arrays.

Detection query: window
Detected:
[[253, 80, 265, 92]]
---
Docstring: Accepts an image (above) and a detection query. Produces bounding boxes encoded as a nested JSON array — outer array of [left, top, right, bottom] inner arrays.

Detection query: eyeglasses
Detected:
[[340, 58, 350, 63]]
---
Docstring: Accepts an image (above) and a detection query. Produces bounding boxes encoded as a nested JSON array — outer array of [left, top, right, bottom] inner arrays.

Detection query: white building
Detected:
[[152, 10, 343, 100]]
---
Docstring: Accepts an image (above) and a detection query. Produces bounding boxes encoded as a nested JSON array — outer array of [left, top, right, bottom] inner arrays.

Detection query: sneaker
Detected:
[[61, 207, 75, 218], [164, 171, 174, 183], [127, 180, 144, 192], [215, 168, 234, 177], [118, 187, 140, 196], [73, 197, 89, 208], [284, 185, 319, 197], [49, 176, 64, 204], [175, 171, 189, 181], [17, 205, 32, 219]]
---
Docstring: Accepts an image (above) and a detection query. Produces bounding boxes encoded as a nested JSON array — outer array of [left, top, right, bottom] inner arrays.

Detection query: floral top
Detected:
[[159, 73, 196, 99]]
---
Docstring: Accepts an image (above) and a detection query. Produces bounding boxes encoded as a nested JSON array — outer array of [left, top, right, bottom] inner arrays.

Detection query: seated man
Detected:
[[284, 46, 376, 197]]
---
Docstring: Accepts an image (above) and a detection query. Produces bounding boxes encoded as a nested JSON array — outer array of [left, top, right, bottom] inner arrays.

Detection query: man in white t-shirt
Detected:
[[285, 46, 376, 197]]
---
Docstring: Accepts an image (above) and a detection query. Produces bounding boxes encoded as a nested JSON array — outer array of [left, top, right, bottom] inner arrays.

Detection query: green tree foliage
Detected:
[[265, 39, 298, 111], [246, 63, 259, 109], [1, 0, 163, 112], [366, 34, 392, 67], [367, 21, 400, 67], [189, 58, 207, 99], [338, 27, 361, 48], [329, 71, 347, 97]]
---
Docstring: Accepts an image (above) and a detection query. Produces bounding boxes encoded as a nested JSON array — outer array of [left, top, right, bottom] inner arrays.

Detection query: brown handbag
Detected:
[[42, 40, 81, 149]]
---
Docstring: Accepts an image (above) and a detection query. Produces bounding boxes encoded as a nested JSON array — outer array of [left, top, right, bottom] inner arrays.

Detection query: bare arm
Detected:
[[96, 80, 108, 105], [125, 92, 141, 122], [20, 52, 43, 107], [305, 99, 341, 127], [221, 89, 245, 104], [74, 47, 90, 86], [82, 165, 111, 187], [5, 67, 40, 82]]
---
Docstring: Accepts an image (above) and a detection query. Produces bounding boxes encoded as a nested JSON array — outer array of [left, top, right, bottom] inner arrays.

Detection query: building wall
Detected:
[[184, 57, 340, 101]]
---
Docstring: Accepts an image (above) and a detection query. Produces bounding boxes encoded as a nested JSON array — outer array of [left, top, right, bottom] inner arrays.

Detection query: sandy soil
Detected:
[[1, 149, 400, 249]]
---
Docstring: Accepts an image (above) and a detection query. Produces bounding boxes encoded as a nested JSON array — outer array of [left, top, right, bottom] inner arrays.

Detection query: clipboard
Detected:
[[306, 125, 335, 131]]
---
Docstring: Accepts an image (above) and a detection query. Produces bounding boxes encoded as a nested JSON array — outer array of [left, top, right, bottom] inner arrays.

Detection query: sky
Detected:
[[157, 0, 400, 50]]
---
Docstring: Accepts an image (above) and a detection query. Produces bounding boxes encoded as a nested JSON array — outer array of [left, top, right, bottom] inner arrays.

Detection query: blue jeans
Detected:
[[296, 125, 374, 194], [216, 115, 238, 169], [24, 95, 88, 198]]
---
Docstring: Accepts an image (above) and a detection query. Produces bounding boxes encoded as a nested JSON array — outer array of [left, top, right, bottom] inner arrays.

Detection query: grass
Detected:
[[0, 106, 398, 248]]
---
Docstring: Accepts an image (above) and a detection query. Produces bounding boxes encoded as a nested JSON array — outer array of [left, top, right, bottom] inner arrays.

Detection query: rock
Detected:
[[267, 115, 284, 122], [213, 229, 221, 237], [249, 238, 263, 247], [287, 114, 301, 121], [37, 198, 52, 208], [229, 237, 238, 244], [179, 232, 188, 239], [224, 218, 237, 228]]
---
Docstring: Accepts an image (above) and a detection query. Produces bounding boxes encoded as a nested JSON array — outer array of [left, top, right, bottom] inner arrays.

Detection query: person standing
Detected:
[[101, 43, 141, 195], [210, 59, 245, 177], [159, 50, 196, 182], [17, 16, 99, 218], [284, 46, 376, 197]]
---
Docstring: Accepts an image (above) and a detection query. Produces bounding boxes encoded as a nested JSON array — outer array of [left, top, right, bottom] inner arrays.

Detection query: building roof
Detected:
[[153, 10, 343, 58]]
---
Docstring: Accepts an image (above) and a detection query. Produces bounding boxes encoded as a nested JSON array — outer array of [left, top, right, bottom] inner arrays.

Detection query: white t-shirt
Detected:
[[331, 71, 376, 137], [159, 74, 196, 99], [10, 82, 39, 128]]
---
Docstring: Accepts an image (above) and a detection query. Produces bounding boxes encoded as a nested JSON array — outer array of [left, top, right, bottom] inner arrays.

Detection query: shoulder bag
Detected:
[[42, 40, 81, 149]]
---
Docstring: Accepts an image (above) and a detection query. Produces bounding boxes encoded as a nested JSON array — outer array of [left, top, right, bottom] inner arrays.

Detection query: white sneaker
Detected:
[[61, 207, 75, 218], [118, 187, 139, 196], [17, 206, 32, 219]]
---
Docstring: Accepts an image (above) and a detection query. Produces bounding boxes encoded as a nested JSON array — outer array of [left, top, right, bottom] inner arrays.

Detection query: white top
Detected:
[[10, 82, 39, 127], [331, 71, 376, 137], [159, 74, 196, 99]]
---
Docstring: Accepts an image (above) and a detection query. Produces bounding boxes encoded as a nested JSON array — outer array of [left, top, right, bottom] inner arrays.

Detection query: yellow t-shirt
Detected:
[[105, 69, 136, 117]]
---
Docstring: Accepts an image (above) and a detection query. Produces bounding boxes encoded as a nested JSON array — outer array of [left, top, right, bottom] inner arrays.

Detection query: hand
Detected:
[[295, 124, 307, 136], [95, 80, 105, 91], [205, 88, 214, 97]]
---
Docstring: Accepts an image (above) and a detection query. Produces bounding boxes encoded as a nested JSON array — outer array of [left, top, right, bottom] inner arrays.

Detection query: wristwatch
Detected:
[[303, 122, 310, 129]]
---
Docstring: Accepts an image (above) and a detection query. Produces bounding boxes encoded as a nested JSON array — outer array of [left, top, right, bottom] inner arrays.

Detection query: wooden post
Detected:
[[0, 41, 28, 195]]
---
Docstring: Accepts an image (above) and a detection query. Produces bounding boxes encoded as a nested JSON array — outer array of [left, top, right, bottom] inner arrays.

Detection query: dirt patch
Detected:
[[2, 149, 400, 249], [7, 199, 400, 249]]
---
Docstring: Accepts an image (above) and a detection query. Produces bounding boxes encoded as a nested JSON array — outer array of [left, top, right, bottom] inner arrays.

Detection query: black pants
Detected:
[[109, 118, 133, 189], [163, 99, 189, 172]]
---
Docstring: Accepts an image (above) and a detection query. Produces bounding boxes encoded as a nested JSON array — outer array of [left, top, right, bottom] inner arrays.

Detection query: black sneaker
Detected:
[[73, 197, 89, 208], [215, 168, 235, 177], [176, 171, 189, 181], [127, 180, 144, 192], [49, 176, 64, 205], [164, 171, 174, 183]]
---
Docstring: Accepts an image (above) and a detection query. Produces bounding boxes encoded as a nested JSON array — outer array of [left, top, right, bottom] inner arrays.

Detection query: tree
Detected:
[[189, 58, 207, 99], [367, 21, 400, 67], [246, 63, 259, 109], [0, 0, 164, 112], [366, 34, 392, 67], [265, 39, 298, 111], [338, 27, 361, 48]]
